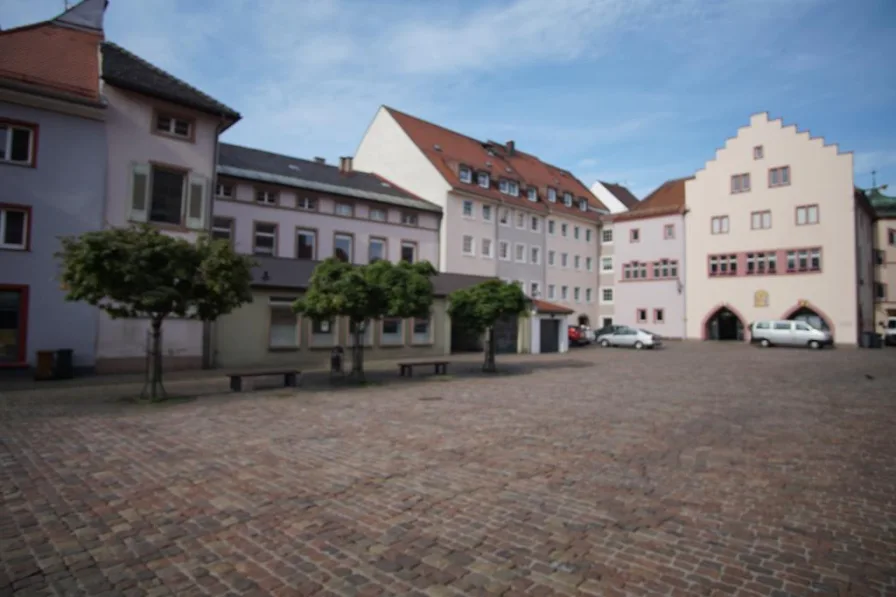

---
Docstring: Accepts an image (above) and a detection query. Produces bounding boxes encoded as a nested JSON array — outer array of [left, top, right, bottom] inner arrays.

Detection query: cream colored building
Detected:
[[684, 113, 874, 345], [867, 187, 896, 336]]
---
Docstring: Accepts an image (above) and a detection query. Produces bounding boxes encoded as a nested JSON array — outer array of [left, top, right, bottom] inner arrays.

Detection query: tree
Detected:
[[57, 225, 254, 401], [293, 258, 437, 380], [448, 280, 529, 373]]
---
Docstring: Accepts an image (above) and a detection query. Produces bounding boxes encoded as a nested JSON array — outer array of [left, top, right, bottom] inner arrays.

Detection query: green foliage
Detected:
[[447, 279, 530, 333], [56, 225, 255, 322]]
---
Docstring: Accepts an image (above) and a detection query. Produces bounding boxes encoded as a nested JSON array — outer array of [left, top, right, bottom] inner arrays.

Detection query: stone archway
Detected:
[[782, 302, 834, 335], [702, 304, 747, 341]]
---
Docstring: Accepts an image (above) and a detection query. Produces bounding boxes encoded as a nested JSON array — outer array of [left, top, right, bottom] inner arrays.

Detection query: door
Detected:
[[494, 315, 518, 354], [539, 319, 559, 353], [0, 287, 27, 364]]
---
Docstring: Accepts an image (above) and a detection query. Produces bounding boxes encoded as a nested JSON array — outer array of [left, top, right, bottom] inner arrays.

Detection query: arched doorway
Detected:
[[578, 314, 590, 327], [705, 306, 745, 341], [786, 306, 830, 332]]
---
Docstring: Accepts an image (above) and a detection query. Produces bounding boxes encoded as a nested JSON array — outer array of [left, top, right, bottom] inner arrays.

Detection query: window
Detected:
[[482, 238, 493, 258], [731, 173, 751, 193], [711, 216, 730, 234], [586, 288, 592, 302], [462, 235, 475, 256], [574, 226, 580, 240], [311, 318, 335, 347], [889, 229, 896, 246], [482, 205, 492, 221], [602, 229, 613, 243], [269, 298, 299, 349], [654, 259, 678, 279], [601, 288, 613, 303], [547, 250, 555, 266], [413, 318, 432, 344], [136, 166, 205, 227], [477, 172, 490, 188], [462, 200, 474, 218], [499, 208, 510, 226], [709, 254, 738, 277], [334, 233, 353, 262], [560, 252, 568, 267], [753, 145, 764, 160], [586, 229, 592, 242], [515, 243, 526, 263], [561, 286, 568, 300], [586, 257, 593, 271], [155, 113, 192, 139], [664, 224, 675, 239], [369, 208, 387, 222], [636, 309, 647, 323], [401, 212, 418, 226], [499, 240, 509, 260], [516, 211, 525, 229], [563, 192, 573, 206], [751, 210, 772, 230], [654, 309, 664, 323], [547, 285, 556, 299], [253, 222, 277, 255], [561, 223, 568, 237], [500, 179, 519, 196], [601, 257, 613, 272], [459, 166, 472, 183], [527, 187, 537, 202], [0, 287, 27, 363], [0, 122, 35, 166], [0, 205, 29, 251], [296, 229, 315, 259], [548, 220, 555, 235], [574, 287, 581, 302], [381, 318, 404, 345], [255, 189, 277, 205], [809, 248, 821, 271], [215, 182, 233, 199], [579, 198, 588, 211], [530, 246, 540, 264], [211, 217, 233, 243], [547, 187, 557, 202], [874, 283, 886, 302], [335, 203, 353, 217], [530, 216, 540, 232], [401, 241, 417, 263], [530, 282, 540, 297], [574, 255, 581, 269], [630, 228, 640, 242], [769, 166, 791, 187], [297, 197, 317, 211], [874, 249, 885, 266], [368, 237, 386, 262], [773, 322, 791, 331], [796, 204, 819, 225]]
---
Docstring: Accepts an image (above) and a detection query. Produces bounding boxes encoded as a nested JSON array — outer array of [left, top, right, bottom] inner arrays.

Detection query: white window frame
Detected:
[[459, 166, 473, 184], [574, 287, 581, 303], [601, 257, 613, 272], [547, 187, 557, 203], [601, 288, 614, 304], [401, 212, 418, 226], [514, 242, 527, 263], [335, 203, 353, 217], [530, 216, 540, 233], [586, 288, 593, 303], [498, 240, 510, 261], [380, 318, 405, 346], [255, 189, 277, 205], [574, 255, 581, 270], [561, 223, 568, 237], [400, 241, 417, 263], [477, 172, 490, 188], [268, 297, 300, 349], [530, 281, 540, 298], [128, 164, 207, 230], [368, 237, 387, 262], [547, 284, 556, 300], [482, 204, 493, 222], [561, 285, 569, 300], [0, 123, 35, 165], [369, 207, 387, 222], [563, 192, 573, 207], [333, 233, 353, 262], [211, 216, 233, 243], [586, 229, 592, 243], [561, 252, 568, 268], [586, 257, 593, 272], [498, 208, 510, 227], [548, 219, 555, 235], [547, 250, 555, 266], [412, 317, 432, 345], [530, 246, 541, 265], [297, 197, 317, 211], [579, 198, 588, 212], [215, 182, 233, 199], [516, 211, 526, 230], [253, 222, 277, 256], [0, 206, 29, 250], [482, 238, 493, 259], [155, 113, 193, 139], [462, 235, 476, 256], [462, 200, 475, 219], [527, 187, 537, 202], [601, 228, 613, 244], [296, 228, 316, 260]]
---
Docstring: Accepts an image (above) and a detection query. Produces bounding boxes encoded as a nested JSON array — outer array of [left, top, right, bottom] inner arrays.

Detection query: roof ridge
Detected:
[[221, 142, 336, 170], [102, 41, 239, 118]]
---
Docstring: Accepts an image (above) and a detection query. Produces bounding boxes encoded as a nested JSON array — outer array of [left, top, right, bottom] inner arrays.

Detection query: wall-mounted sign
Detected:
[[799, 299, 809, 307], [754, 290, 769, 308]]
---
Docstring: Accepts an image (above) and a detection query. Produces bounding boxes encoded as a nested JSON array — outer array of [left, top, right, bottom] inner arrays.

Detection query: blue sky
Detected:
[[5, 0, 896, 198]]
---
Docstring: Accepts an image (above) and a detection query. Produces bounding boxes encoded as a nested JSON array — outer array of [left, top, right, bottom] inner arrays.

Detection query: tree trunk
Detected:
[[147, 316, 166, 402], [482, 326, 497, 373], [351, 321, 365, 382]]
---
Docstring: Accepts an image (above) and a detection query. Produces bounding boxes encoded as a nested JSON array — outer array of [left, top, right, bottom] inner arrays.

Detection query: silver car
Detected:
[[597, 326, 661, 349], [750, 320, 832, 349]]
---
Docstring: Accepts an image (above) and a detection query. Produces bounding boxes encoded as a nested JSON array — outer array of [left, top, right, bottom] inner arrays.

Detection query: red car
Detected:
[[568, 325, 589, 347]]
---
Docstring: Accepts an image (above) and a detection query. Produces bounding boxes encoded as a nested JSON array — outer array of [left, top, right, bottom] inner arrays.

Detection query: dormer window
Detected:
[[499, 179, 519, 196], [459, 165, 473, 184], [477, 172, 490, 188], [155, 112, 193, 140], [579, 198, 588, 211], [563, 192, 573, 207], [547, 187, 557, 202], [527, 187, 537, 202]]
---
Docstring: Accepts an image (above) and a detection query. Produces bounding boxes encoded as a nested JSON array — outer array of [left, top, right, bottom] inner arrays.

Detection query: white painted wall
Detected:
[[529, 313, 569, 354], [590, 182, 631, 214]]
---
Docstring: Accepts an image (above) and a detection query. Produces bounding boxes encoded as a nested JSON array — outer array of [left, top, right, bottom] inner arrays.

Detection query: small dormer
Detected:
[[477, 171, 490, 189], [499, 179, 519, 197], [459, 164, 473, 184], [563, 192, 573, 207], [578, 197, 588, 211], [527, 186, 538, 202], [547, 187, 557, 203]]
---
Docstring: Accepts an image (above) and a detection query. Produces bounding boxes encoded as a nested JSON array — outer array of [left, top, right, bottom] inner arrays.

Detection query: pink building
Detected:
[[612, 178, 688, 338]]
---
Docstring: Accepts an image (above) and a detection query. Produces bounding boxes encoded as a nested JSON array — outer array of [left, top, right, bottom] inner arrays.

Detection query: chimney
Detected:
[[314, 157, 325, 164], [506, 140, 515, 155], [339, 156, 353, 173]]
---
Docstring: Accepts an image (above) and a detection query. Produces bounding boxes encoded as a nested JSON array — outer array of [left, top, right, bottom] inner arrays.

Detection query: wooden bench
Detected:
[[227, 369, 300, 392], [398, 361, 450, 377]]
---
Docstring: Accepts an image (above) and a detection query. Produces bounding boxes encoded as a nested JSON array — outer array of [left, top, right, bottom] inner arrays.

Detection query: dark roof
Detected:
[[861, 186, 896, 218], [532, 299, 574, 315], [599, 181, 640, 209], [613, 177, 691, 222], [250, 256, 492, 296], [100, 42, 240, 121], [218, 144, 441, 213]]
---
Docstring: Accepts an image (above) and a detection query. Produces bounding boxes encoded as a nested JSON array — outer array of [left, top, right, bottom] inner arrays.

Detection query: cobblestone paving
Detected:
[[1, 343, 895, 596]]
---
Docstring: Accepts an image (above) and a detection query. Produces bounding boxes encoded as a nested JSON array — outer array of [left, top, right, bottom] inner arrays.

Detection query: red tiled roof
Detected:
[[532, 299, 574, 315], [0, 23, 102, 103], [599, 181, 640, 209], [613, 176, 692, 222], [386, 107, 607, 222]]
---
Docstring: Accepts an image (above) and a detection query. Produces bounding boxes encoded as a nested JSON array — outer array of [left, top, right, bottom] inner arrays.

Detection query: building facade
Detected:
[[0, 0, 107, 371], [590, 181, 640, 214], [868, 187, 896, 334], [596, 217, 615, 328], [684, 113, 873, 345], [612, 178, 688, 338]]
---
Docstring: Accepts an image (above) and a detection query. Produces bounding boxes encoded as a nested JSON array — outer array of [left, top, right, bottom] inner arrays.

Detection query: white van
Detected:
[[750, 320, 833, 349]]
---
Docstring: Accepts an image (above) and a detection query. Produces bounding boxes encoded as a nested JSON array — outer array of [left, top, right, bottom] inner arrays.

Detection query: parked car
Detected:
[[596, 326, 661, 349], [568, 325, 590, 347], [594, 324, 623, 339], [750, 320, 832, 349]]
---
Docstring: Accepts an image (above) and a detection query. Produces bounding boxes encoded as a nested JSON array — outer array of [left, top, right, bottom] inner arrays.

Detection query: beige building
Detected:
[[868, 187, 896, 338], [685, 113, 875, 345], [597, 217, 616, 328]]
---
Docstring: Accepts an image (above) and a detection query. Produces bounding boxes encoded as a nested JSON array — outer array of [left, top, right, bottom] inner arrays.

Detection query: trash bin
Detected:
[[35, 350, 55, 381], [860, 331, 873, 348], [871, 334, 883, 349], [54, 349, 74, 379]]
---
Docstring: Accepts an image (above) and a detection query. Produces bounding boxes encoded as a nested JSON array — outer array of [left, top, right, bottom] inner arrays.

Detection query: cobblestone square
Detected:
[[2, 343, 895, 596]]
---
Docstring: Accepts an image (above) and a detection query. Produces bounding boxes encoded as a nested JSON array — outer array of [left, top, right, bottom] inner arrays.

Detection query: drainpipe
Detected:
[[681, 208, 688, 340], [202, 116, 228, 370]]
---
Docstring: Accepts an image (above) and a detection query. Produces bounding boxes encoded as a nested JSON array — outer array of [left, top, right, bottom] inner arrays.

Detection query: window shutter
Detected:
[[185, 173, 207, 230], [129, 163, 150, 222]]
